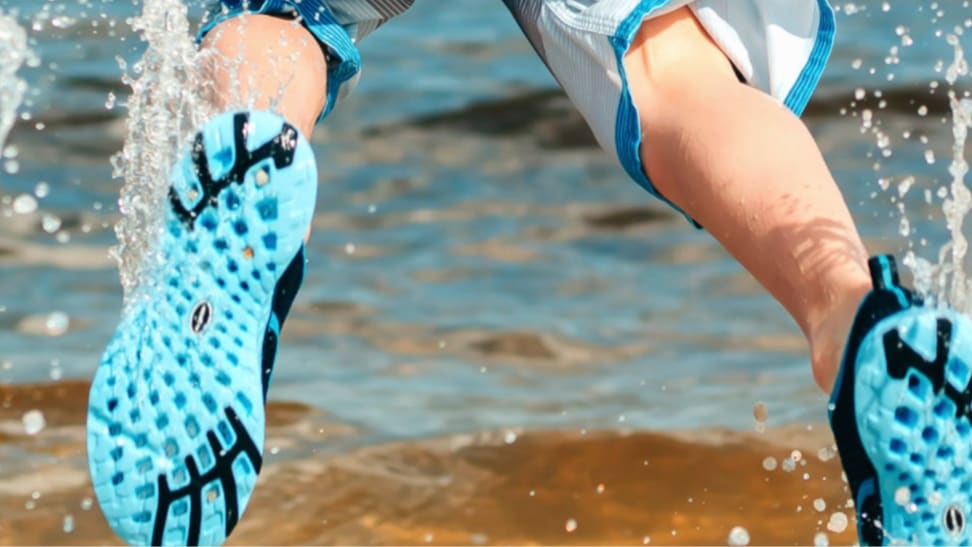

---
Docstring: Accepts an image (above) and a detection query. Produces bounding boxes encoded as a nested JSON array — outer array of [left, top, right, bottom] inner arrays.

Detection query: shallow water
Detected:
[[0, 1, 971, 543]]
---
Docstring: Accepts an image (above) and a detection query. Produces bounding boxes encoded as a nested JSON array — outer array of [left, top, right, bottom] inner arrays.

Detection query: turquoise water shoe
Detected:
[[87, 110, 316, 545], [831, 255, 972, 545]]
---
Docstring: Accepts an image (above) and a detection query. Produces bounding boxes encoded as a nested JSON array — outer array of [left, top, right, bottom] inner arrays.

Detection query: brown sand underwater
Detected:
[[0, 381, 857, 545]]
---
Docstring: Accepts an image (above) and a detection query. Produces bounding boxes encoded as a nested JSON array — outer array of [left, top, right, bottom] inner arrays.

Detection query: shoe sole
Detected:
[[853, 306, 972, 545], [87, 111, 316, 545]]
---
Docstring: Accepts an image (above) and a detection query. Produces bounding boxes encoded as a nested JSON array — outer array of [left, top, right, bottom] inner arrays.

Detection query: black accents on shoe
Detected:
[[868, 255, 900, 291], [884, 319, 972, 419], [858, 488, 884, 544], [169, 112, 299, 230], [260, 329, 278, 404], [830, 255, 919, 546], [150, 406, 262, 546], [259, 247, 305, 402]]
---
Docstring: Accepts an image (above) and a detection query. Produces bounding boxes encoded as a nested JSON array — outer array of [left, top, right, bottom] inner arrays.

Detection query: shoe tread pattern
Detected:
[[87, 111, 316, 546]]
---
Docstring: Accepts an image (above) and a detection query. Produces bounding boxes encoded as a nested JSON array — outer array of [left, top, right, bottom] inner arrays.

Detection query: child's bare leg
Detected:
[[623, 8, 870, 392], [201, 14, 328, 136]]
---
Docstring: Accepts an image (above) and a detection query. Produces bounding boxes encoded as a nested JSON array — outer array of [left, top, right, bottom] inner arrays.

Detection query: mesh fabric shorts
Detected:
[[200, 0, 835, 219]]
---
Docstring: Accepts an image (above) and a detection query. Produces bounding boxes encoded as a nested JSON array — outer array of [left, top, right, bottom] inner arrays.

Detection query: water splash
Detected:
[[0, 10, 35, 153], [904, 32, 972, 311], [111, 0, 217, 304]]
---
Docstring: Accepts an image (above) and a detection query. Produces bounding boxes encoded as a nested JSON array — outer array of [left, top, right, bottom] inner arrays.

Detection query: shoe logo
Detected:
[[945, 504, 966, 536], [190, 301, 212, 334], [884, 319, 972, 417]]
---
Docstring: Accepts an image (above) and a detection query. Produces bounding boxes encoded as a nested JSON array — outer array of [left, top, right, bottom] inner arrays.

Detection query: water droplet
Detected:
[[728, 525, 750, 546], [817, 446, 836, 462], [813, 498, 827, 512], [596, 483, 605, 494], [12, 193, 37, 214], [33, 182, 49, 199], [80, 497, 93, 511], [255, 167, 269, 186], [894, 486, 911, 506], [504, 431, 517, 444], [782, 457, 796, 472], [876, 132, 891, 149], [752, 401, 768, 423], [63, 514, 74, 533], [423, 532, 434, 543], [51, 16, 76, 28], [898, 175, 915, 197], [919, 105, 929, 116], [45, 312, 70, 336], [827, 512, 848, 533], [925, 149, 936, 164], [105, 92, 116, 110], [642, 536, 651, 545], [344, 242, 356, 255], [814, 532, 830, 546], [42, 214, 62, 234], [854, 88, 866, 100], [22, 409, 45, 435], [761, 457, 777, 471], [565, 519, 577, 533]]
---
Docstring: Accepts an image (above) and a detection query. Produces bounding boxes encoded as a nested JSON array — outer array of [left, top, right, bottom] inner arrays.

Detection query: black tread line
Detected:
[[884, 319, 969, 417], [184, 456, 202, 546], [209, 430, 239, 534], [169, 112, 298, 230], [150, 407, 263, 546]]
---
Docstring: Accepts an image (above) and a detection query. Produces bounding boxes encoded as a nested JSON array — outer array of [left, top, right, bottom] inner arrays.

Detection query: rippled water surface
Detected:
[[1, 0, 971, 454]]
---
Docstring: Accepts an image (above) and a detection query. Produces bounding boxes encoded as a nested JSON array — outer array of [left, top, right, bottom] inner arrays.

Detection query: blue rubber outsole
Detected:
[[87, 110, 317, 546], [850, 307, 972, 545]]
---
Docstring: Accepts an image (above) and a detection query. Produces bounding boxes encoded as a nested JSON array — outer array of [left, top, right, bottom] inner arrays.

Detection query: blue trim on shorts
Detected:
[[783, 0, 835, 115], [198, 0, 361, 121], [609, 0, 700, 227], [608, 0, 834, 228]]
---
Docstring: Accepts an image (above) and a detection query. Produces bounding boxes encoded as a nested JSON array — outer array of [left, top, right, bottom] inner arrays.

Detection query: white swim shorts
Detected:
[[201, 0, 835, 218]]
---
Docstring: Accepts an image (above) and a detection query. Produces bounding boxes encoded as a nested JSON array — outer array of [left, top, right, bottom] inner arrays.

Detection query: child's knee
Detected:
[[201, 14, 328, 135]]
